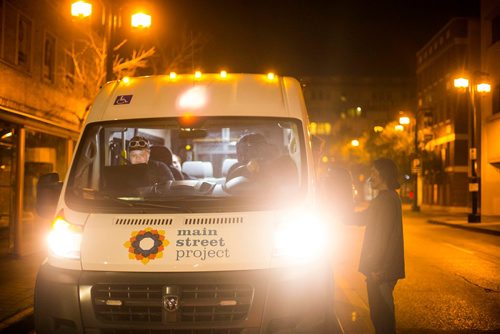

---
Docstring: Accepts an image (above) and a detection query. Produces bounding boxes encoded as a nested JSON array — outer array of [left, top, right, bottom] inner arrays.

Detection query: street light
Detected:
[[71, 1, 152, 81], [71, 1, 92, 18], [453, 73, 491, 223], [399, 112, 421, 212]]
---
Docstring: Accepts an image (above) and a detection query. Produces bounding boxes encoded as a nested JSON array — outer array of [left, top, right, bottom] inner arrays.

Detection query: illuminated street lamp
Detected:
[[398, 112, 421, 212], [131, 13, 152, 29], [71, 1, 153, 81], [351, 139, 360, 147], [399, 116, 410, 125], [394, 124, 404, 132], [453, 73, 491, 223]]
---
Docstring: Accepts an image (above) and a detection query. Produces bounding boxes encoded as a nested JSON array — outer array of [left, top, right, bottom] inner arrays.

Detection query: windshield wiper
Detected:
[[75, 188, 192, 212]]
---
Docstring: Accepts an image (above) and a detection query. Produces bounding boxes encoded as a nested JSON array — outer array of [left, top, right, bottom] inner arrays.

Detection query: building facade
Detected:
[[416, 18, 481, 208], [0, 0, 91, 255], [480, 0, 500, 216], [302, 76, 415, 158]]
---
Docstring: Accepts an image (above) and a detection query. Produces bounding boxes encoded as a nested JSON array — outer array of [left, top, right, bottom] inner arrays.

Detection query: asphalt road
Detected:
[[334, 210, 500, 333]]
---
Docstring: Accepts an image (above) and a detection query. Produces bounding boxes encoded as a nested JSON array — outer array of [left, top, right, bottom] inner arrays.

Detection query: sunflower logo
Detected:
[[124, 228, 169, 264]]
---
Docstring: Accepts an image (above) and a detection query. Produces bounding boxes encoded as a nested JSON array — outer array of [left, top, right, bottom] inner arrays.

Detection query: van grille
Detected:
[[184, 217, 243, 225], [92, 284, 253, 324]]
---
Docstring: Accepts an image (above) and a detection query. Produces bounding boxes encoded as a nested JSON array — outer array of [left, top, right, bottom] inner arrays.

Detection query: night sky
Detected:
[[156, 0, 479, 77]]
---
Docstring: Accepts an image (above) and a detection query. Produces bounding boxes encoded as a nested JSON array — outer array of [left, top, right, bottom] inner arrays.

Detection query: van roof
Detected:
[[86, 73, 308, 124]]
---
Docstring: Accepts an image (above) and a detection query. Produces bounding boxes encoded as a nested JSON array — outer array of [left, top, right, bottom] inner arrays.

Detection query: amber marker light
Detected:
[[267, 72, 275, 80], [195, 71, 202, 79], [122, 76, 131, 84], [169, 72, 177, 79], [220, 70, 228, 78]]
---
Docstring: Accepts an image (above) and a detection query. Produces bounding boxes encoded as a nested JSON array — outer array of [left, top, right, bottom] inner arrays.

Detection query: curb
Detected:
[[428, 219, 500, 236], [0, 307, 33, 333]]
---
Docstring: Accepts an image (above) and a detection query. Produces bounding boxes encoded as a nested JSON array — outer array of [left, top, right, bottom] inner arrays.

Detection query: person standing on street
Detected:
[[350, 158, 405, 334]]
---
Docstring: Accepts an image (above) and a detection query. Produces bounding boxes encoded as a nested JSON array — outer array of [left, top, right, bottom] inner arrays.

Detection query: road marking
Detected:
[[443, 242, 475, 254]]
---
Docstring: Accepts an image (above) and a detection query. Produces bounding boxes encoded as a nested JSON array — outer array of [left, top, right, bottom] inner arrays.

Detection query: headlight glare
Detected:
[[273, 211, 328, 261], [47, 216, 82, 259]]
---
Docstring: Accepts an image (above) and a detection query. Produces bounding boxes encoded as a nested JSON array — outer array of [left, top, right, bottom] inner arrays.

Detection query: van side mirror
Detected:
[[36, 173, 63, 219]]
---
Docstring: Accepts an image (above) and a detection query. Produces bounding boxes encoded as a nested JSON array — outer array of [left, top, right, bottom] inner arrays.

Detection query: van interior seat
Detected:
[[149, 145, 183, 180], [182, 161, 213, 178], [221, 158, 238, 176]]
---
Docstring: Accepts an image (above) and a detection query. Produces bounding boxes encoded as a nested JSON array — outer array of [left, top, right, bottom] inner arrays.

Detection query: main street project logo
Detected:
[[124, 228, 169, 264]]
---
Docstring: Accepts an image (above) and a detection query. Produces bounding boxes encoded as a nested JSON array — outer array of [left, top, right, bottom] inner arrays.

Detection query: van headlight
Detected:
[[273, 211, 328, 261], [47, 215, 82, 260]]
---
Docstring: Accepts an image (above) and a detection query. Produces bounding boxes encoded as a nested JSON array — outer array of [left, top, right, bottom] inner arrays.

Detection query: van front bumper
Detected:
[[35, 262, 334, 334]]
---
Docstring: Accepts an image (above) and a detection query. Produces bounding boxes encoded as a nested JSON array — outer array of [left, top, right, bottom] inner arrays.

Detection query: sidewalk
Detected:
[[404, 204, 500, 236], [0, 227, 46, 333]]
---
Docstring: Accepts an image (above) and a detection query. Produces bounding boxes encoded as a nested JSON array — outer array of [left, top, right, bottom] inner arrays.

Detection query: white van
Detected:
[[35, 73, 337, 334]]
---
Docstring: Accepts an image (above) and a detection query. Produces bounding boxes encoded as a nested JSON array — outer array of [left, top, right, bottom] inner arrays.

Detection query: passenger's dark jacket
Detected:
[[147, 160, 174, 185], [351, 190, 405, 281]]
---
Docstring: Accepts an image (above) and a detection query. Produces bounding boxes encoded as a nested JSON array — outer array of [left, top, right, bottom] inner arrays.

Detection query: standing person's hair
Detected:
[[373, 158, 400, 190]]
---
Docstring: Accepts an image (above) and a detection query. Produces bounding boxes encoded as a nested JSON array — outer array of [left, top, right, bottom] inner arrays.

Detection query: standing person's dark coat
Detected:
[[350, 158, 405, 334]]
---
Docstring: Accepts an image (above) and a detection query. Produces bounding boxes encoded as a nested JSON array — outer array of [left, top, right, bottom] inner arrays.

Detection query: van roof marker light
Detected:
[[169, 72, 177, 80], [267, 72, 275, 81], [122, 77, 131, 84], [220, 70, 228, 78], [195, 71, 202, 79]]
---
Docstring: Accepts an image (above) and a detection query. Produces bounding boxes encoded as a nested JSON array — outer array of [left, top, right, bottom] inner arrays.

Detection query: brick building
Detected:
[[0, 0, 91, 255], [480, 0, 500, 216], [416, 17, 481, 208]]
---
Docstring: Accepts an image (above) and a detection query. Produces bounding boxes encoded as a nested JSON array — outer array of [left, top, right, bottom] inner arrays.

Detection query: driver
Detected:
[[226, 133, 271, 179], [128, 136, 174, 185]]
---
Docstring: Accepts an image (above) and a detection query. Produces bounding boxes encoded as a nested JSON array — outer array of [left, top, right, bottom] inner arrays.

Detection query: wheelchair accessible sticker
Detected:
[[114, 95, 133, 105]]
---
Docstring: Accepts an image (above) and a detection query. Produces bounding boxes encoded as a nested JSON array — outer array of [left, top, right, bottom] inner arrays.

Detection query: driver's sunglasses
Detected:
[[129, 140, 149, 149]]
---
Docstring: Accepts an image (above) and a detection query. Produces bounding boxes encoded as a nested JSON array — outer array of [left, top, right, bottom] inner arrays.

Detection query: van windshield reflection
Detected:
[[66, 117, 306, 212]]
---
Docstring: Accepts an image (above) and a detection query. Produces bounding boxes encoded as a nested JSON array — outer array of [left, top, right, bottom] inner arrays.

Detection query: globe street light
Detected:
[[453, 73, 491, 223], [71, 1, 152, 81]]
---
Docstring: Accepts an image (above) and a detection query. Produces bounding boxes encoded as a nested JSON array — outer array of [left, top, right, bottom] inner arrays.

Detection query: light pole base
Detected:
[[467, 213, 481, 223]]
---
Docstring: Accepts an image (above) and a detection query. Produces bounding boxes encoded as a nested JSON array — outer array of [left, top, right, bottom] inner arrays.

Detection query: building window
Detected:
[[492, 15, 500, 44], [1, 2, 32, 70], [17, 14, 32, 70], [493, 85, 500, 115], [43, 33, 56, 83], [64, 52, 75, 88]]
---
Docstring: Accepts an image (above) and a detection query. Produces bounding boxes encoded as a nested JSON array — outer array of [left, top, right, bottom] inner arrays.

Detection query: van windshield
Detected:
[[66, 117, 307, 213]]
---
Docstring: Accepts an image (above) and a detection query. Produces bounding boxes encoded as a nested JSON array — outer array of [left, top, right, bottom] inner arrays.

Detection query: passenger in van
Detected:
[[226, 133, 271, 180], [226, 133, 298, 190], [172, 154, 182, 172], [128, 136, 174, 185]]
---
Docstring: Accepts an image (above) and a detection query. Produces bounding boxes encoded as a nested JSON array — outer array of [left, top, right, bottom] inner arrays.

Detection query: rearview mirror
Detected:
[[178, 128, 208, 139]]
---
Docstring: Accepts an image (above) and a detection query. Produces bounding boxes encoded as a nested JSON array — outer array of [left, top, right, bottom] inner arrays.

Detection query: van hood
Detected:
[[81, 212, 277, 272]]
